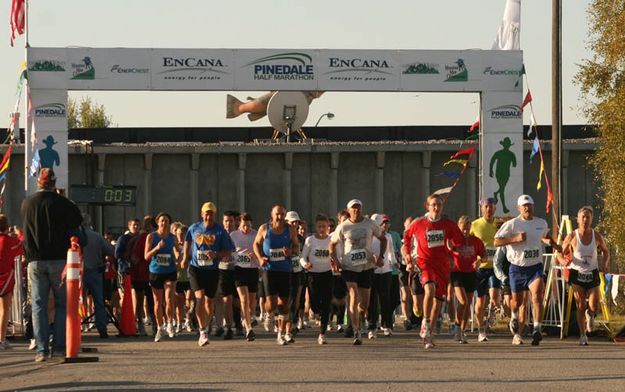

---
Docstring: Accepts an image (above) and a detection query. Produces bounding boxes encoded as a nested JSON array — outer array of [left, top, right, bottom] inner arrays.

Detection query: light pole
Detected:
[[314, 112, 335, 127]]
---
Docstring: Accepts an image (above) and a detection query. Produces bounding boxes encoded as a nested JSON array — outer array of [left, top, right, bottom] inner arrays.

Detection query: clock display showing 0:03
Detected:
[[104, 188, 134, 203]]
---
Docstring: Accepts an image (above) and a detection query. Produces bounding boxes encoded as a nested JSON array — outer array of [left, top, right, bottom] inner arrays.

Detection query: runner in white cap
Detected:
[[556, 206, 609, 345], [330, 199, 387, 345], [494, 194, 561, 346], [285, 210, 304, 343]]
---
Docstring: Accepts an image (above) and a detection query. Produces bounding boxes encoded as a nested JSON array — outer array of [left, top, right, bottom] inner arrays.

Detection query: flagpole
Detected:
[[23, 0, 30, 193], [551, 0, 562, 234]]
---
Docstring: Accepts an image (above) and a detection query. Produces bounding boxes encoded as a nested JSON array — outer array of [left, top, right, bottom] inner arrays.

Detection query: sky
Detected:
[[1, 0, 593, 129]]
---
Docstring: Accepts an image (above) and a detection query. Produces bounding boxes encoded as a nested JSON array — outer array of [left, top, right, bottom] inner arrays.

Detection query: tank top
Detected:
[[149, 232, 177, 274], [571, 229, 598, 272], [262, 223, 292, 272]]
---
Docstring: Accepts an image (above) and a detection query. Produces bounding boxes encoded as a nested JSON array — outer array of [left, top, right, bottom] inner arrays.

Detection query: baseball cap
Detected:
[[286, 211, 301, 223], [479, 197, 497, 206], [381, 214, 390, 223], [517, 194, 534, 206], [201, 201, 217, 213], [346, 199, 363, 208], [370, 213, 384, 225], [37, 168, 56, 187]]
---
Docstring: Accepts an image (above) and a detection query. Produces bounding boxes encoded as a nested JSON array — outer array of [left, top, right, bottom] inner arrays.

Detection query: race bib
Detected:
[[269, 248, 286, 262], [426, 230, 444, 248], [578, 271, 593, 283], [196, 249, 214, 267], [486, 247, 496, 258], [347, 249, 367, 266], [523, 248, 540, 260], [156, 254, 172, 267], [314, 248, 330, 260], [236, 252, 252, 265]]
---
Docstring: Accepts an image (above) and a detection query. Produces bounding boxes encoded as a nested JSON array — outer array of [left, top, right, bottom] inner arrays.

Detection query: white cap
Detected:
[[517, 194, 534, 206], [285, 211, 301, 223], [370, 213, 384, 225], [346, 199, 363, 208]]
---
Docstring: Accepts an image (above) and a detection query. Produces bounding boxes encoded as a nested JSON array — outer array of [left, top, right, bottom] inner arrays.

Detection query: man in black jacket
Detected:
[[21, 168, 83, 362]]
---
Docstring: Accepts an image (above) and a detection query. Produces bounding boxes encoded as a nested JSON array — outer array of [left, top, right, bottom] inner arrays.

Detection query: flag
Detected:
[[443, 159, 468, 167], [450, 146, 476, 160], [0, 145, 12, 174], [537, 161, 544, 190], [16, 61, 27, 96], [515, 64, 525, 88], [10, 0, 26, 47], [438, 171, 461, 179], [545, 184, 553, 214], [433, 186, 453, 196], [29, 149, 40, 177], [529, 137, 539, 164], [469, 120, 480, 132], [492, 0, 521, 50], [521, 90, 532, 112]]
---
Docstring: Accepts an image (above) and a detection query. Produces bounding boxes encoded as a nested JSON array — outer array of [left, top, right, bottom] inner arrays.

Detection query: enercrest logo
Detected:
[[110, 65, 149, 74], [483, 66, 522, 76]]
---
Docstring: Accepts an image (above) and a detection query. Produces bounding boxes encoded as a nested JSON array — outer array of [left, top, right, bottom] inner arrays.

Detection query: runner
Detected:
[[253, 204, 299, 345], [556, 206, 610, 345], [144, 212, 180, 342], [285, 210, 304, 342], [330, 210, 349, 334], [470, 198, 501, 342], [0, 215, 23, 350], [450, 216, 485, 343], [368, 214, 398, 339], [330, 199, 387, 345], [231, 212, 260, 341], [216, 210, 239, 340], [403, 193, 464, 349], [494, 194, 561, 346], [300, 214, 333, 344], [181, 202, 235, 347], [173, 224, 194, 333]]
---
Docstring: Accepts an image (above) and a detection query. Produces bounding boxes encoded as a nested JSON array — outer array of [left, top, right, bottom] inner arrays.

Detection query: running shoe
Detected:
[[184, 319, 193, 333], [585, 309, 595, 333], [403, 319, 413, 331], [198, 329, 209, 347], [34, 352, 46, 362], [224, 328, 234, 340], [453, 323, 462, 342], [460, 334, 468, 344], [318, 334, 327, 345], [284, 333, 295, 344], [382, 327, 392, 337], [214, 327, 225, 337], [478, 332, 488, 342], [512, 334, 523, 345], [167, 322, 175, 338], [251, 317, 258, 327], [263, 315, 272, 332], [509, 318, 520, 335], [246, 329, 256, 342], [344, 325, 354, 338], [487, 305, 498, 327], [154, 325, 164, 342], [423, 337, 434, 350], [29, 339, 36, 350], [297, 320, 304, 330], [419, 319, 431, 339], [277, 334, 287, 346], [531, 329, 542, 346], [579, 334, 589, 346], [368, 330, 377, 339], [336, 324, 344, 333], [352, 331, 362, 345], [175, 322, 182, 335]]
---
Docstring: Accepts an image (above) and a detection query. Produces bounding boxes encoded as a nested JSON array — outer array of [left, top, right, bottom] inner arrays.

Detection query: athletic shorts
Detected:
[[569, 269, 600, 290], [257, 273, 266, 298], [262, 270, 291, 298], [476, 268, 501, 297], [450, 271, 478, 292], [0, 272, 15, 297], [332, 275, 347, 299], [409, 269, 424, 295], [175, 281, 191, 294], [341, 268, 374, 289], [419, 265, 448, 300], [131, 280, 150, 292], [149, 272, 177, 290], [234, 267, 259, 292], [219, 269, 236, 297], [399, 265, 409, 286], [188, 266, 219, 298], [509, 263, 544, 293], [291, 270, 304, 289]]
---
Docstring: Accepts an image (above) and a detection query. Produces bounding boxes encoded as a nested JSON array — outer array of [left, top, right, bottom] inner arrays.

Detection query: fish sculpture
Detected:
[[226, 91, 324, 121]]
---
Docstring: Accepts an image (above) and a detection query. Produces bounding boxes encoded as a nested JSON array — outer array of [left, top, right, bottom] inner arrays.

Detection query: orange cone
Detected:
[[119, 274, 137, 336]]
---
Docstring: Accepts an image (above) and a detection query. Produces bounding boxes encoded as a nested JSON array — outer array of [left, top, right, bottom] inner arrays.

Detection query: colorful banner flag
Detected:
[[537, 162, 545, 190], [521, 90, 532, 112], [469, 120, 480, 132], [10, 0, 25, 47], [433, 186, 454, 196], [437, 171, 462, 179], [443, 159, 468, 167], [529, 137, 539, 164], [450, 146, 476, 160]]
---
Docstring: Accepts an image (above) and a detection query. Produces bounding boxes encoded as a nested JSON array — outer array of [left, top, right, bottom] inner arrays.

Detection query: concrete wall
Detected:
[[2, 141, 599, 237]]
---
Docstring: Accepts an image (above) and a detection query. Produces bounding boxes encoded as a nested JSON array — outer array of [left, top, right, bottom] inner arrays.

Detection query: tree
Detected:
[[576, 1, 625, 270], [67, 96, 112, 128]]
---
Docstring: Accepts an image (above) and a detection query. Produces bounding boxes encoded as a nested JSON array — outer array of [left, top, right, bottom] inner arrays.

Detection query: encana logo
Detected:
[[489, 104, 522, 119], [35, 103, 66, 118], [326, 58, 392, 75]]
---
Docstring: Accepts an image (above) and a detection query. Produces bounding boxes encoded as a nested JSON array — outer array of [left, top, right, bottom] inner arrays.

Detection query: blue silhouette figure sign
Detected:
[[39, 135, 60, 170]]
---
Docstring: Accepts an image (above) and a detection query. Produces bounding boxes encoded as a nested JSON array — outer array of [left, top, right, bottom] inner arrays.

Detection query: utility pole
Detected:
[[551, 0, 562, 231]]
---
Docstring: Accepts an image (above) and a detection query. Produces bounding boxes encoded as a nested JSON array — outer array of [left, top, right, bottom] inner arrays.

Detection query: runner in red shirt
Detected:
[[0, 216, 23, 349], [403, 194, 463, 349]]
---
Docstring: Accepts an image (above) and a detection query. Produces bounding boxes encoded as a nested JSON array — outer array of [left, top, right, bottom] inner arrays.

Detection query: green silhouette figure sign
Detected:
[[489, 137, 517, 213], [39, 135, 60, 170]]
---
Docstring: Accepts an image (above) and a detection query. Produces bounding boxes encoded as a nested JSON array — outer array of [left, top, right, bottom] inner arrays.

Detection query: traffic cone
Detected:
[[119, 274, 137, 336]]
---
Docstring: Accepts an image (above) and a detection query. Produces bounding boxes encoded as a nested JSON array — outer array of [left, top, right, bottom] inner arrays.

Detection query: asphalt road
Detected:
[[1, 326, 624, 391]]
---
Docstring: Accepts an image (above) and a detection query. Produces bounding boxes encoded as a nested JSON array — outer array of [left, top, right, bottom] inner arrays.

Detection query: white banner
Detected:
[[29, 89, 68, 190], [27, 48, 69, 89], [67, 48, 151, 90], [233, 49, 318, 91], [151, 49, 234, 90], [317, 50, 400, 91]]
